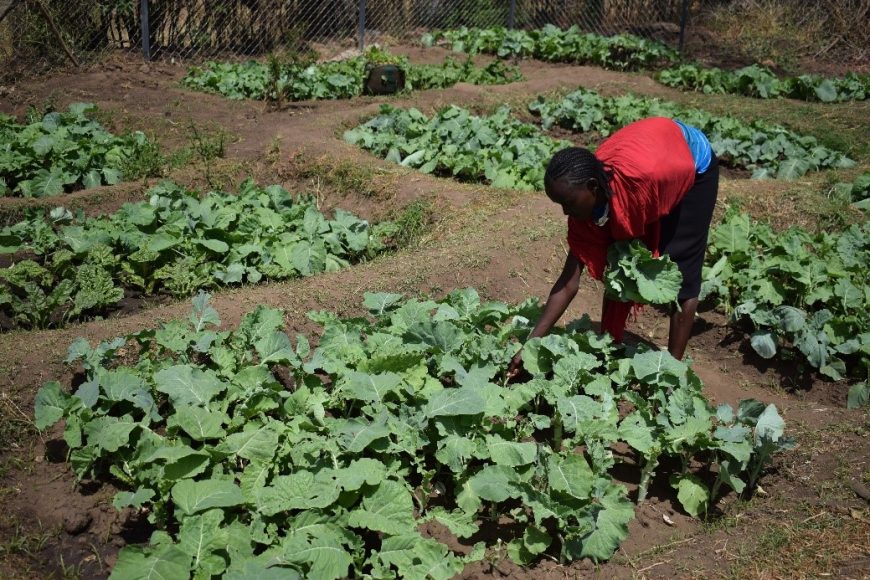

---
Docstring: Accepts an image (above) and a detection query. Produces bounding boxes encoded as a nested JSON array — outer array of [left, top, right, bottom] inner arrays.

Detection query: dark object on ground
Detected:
[[850, 479, 870, 503], [365, 64, 405, 95]]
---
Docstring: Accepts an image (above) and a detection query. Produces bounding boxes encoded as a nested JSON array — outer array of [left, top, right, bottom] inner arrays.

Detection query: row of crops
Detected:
[[346, 88, 854, 186], [423, 25, 870, 103], [182, 48, 522, 102], [1, 104, 156, 198], [657, 64, 870, 103], [0, 180, 391, 329], [35, 289, 792, 577]]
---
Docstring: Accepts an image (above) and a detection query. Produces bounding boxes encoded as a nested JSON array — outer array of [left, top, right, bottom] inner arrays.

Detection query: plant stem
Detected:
[[637, 449, 660, 503], [552, 411, 563, 451]]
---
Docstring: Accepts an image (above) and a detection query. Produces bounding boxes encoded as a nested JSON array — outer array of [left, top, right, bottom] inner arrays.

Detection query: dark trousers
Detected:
[[658, 154, 720, 301]]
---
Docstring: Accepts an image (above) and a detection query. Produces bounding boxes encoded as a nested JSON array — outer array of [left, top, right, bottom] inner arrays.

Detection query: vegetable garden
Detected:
[[0, 23, 868, 580]]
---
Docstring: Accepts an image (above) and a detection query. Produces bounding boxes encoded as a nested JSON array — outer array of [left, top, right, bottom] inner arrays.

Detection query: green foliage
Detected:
[[703, 210, 869, 404], [0, 103, 156, 197], [422, 25, 679, 71], [404, 57, 523, 90], [182, 48, 522, 102], [375, 199, 436, 249], [605, 241, 682, 306], [528, 88, 855, 179], [657, 63, 870, 102], [344, 105, 568, 191], [0, 181, 387, 329], [36, 290, 790, 576], [829, 172, 870, 212]]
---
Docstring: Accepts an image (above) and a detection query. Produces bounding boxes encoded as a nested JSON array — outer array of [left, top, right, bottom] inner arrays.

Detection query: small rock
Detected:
[[63, 512, 93, 535]]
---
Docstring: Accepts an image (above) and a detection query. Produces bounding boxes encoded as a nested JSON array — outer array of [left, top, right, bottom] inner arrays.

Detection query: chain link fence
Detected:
[[0, 0, 691, 78], [1, 1, 866, 80]]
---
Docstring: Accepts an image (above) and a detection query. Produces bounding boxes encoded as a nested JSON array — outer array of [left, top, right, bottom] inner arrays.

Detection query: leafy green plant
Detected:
[[0, 103, 156, 197], [657, 63, 870, 102], [702, 210, 869, 406], [182, 48, 522, 102], [605, 240, 682, 306], [0, 180, 390, 329], [422, 25, 679, 71], [528, 88, 855, 179], [829, 172, 870, 211], [35, 289, 789, 577], [344, 105, 568, 191]]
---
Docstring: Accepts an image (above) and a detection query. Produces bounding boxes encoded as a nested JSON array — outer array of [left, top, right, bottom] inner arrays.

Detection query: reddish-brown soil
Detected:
[[1, 47, 868, 579]]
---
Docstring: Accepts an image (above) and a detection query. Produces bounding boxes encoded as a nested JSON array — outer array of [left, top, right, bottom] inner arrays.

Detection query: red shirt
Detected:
[[566, 117, 697, 339]]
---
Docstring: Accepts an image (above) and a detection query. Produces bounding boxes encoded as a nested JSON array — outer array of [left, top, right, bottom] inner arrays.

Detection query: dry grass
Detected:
[[720, 505, 870, 579], [284, 150, 401, 201], [701, 0, 869, 73]]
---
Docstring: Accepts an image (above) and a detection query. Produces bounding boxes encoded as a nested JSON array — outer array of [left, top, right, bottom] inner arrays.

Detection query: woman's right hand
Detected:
[[506, 350, 524, 380]]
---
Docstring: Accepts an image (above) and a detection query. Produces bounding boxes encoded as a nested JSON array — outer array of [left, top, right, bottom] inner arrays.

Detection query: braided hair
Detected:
[[544, 147, 613, 199]]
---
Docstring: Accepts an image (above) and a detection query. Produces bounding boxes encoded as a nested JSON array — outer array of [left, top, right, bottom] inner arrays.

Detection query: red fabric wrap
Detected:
[[566, 118, 697, 341]]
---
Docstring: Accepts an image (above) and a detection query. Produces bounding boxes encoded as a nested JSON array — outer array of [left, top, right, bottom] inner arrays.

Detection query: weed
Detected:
[[0, 393, 38, 461], [0, 520, 53, 559], [385, 198, 436, 249], [289, 153, 387, 199], [266, 136, 283, 164], [183, 120, 230, 189], [125, 137, 165, 180], [56, 553, 84, 580], [372, 199, 435, 250]]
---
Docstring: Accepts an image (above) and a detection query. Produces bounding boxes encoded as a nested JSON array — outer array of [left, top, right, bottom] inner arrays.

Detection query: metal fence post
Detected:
[[140, 0, 151, 60], [358, 0, 366, 51], [678, 0, 690, 53], [508, 0, 517, 29]]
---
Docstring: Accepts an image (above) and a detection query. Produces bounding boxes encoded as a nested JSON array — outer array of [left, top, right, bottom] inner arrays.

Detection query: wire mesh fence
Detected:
[[0, 0, 692, 77], [1, 0, 866, 80]]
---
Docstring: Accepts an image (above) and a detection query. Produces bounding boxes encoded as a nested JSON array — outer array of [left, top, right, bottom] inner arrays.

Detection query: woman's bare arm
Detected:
[[508, 252, 583, 376]]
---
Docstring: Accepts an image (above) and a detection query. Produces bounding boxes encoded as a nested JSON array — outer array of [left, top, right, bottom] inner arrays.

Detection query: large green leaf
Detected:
[[334, 417, 391, 452], [154, 365, 226, 406], [34, 381, 69, 430], [577, 487, 635, 562], [83, 417, 137, 452], [847, 383, 869, 409], [110, 545, 191, 580], [216, 426, 280, 462], [255, 470, 341, 515], [280, 534, 352, 580], [177, 509, 226, 575], [347, 480, 416, 535], [339, 371, 403, 403], [547, 453, 595, 499], [425, 507, 479, 538], [423, 387, 486, 417], [750, 331, 778, 359], [375, 534, 467, 580], [467, 465, 522, 503], [170, 406, 228, 441], [172, 479, 245, 516], [485, 435, 537, 467], [671, 473, 709, 517]]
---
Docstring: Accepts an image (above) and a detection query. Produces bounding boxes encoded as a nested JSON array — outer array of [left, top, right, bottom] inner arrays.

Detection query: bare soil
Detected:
[[0, 48, 868, 579]]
